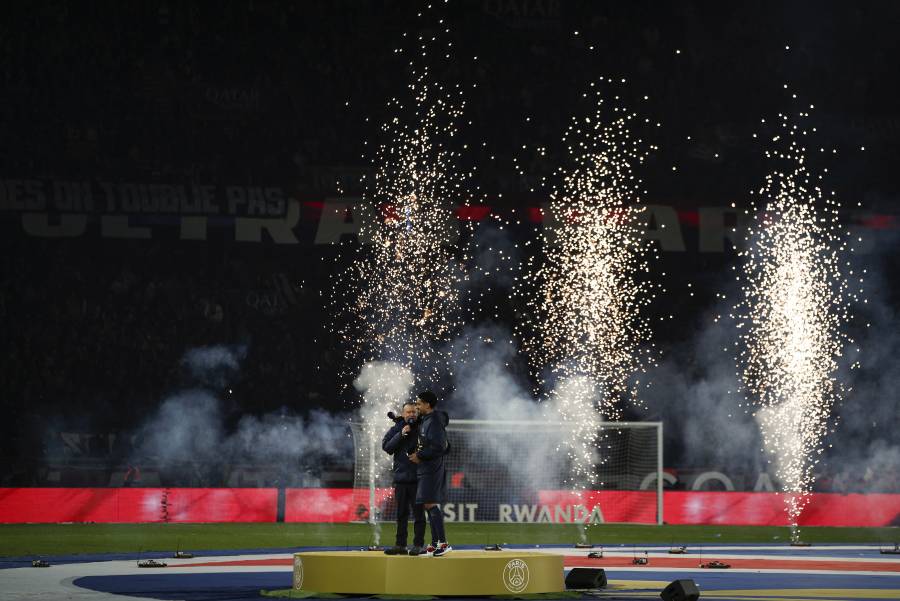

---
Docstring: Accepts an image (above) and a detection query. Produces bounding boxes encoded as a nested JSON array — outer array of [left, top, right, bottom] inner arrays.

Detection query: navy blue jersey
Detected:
[[415, 410, 449, 475], [415, 410, 450, 504]]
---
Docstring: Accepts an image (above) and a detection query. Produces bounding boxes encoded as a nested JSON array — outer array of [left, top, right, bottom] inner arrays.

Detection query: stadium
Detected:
[[1, 1, 898, 600]]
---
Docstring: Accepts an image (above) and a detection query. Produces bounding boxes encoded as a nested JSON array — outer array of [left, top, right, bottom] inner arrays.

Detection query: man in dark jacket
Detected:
[[381, 401, 425, 555], [408, 390, 452, 556]]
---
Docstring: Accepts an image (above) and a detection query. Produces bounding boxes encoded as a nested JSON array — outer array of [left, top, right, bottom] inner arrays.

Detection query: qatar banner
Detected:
[[0, 488, 897, 526]]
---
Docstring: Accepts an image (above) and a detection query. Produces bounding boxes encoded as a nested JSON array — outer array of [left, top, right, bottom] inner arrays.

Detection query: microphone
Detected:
[[387, 411, 403, 423]]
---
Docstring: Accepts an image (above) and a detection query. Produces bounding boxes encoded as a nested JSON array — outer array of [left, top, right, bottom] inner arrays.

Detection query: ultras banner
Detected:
[[0, 178, 890, 252]]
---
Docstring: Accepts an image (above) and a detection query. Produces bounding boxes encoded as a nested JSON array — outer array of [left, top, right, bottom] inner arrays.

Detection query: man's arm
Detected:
[[382, 423, 405, 454]]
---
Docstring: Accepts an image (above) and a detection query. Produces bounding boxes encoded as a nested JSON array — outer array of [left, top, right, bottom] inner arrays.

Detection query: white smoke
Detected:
[[132, 345, 353, 486], [449, 325, 543, 420], [448, 324, 567, 493], [821, 242, 900, 494], [136, 389, 226, 466], [641, 316, 766, 482], [181, 345, 247, 388], [353, 361, 416, 424]]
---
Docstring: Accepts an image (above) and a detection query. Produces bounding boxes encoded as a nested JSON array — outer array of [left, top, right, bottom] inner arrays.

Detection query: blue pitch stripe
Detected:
[[600, 570, 900, 589], [0, 546, 352, 569]]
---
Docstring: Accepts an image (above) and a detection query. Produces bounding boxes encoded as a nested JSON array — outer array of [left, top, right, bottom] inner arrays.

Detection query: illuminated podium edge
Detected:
[[293, 550, 565, 596]]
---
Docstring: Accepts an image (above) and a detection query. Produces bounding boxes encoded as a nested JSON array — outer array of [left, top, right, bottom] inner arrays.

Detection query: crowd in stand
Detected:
[[2, 1, 899, 489], [4, 1, 889, 191], [0, 234, 341, 485]]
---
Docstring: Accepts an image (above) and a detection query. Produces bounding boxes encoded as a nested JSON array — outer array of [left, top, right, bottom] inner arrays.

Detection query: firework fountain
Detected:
[[734, 99, 857, 543], [337, 24, 471, 544], [518, 79, 658, 539]]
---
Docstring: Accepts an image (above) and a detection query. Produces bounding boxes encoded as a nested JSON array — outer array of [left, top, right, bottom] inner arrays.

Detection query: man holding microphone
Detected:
[[381, 401, 426, 555]]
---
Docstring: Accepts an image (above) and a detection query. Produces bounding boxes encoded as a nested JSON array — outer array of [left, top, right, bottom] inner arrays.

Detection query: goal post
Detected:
[[350, 419, 663, 525]]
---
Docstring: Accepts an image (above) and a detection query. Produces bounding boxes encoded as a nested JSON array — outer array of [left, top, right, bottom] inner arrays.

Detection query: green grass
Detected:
[[0, 522, 896, 557]]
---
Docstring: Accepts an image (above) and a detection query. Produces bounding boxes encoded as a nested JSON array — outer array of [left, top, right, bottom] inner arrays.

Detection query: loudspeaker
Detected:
[[564, 568, 607, 589], [660, 579, 700, 601]]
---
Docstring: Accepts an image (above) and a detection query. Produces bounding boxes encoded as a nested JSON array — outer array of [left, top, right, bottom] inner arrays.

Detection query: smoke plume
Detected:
[[353, 361, 416, 424], [132, 345, 352, 486]]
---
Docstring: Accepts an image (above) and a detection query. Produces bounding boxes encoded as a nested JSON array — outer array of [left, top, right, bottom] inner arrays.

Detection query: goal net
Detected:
[[350, 419, 662, 525]]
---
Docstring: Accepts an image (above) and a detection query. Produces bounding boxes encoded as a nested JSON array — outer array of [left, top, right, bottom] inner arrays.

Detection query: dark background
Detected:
[[2, 0, 899, 490]]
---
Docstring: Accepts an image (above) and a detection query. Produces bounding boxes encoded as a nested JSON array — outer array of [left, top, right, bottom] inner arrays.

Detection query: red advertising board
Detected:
[[0, 488, 277, 523], [0, 487, 897, 526]]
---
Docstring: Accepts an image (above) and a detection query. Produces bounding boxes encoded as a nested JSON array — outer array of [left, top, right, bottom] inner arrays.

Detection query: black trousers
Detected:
[[395, 481, 426, 547]]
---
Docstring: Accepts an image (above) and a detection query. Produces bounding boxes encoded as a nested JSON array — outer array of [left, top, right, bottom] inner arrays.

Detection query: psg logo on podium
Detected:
[[502, 558, 530, 593]]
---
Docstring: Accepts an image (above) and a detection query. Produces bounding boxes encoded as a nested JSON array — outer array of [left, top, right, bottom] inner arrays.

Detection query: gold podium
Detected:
[[293, 550, 565, 596]]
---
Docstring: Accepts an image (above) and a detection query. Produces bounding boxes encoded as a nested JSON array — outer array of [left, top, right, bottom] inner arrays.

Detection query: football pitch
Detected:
[[1, 522, 896, 557]]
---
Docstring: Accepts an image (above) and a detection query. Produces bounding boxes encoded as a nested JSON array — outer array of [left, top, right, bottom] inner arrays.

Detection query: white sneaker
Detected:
[[433, 542, 452, 557]]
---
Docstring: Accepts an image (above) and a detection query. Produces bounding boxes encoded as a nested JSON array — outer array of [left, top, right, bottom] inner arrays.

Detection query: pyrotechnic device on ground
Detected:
[[31, 560, 50, 568], [137, 559, 167, 568], [631, 549, 649, 565], [700, 560, 731, 569], [173, 542, 194, 559]]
